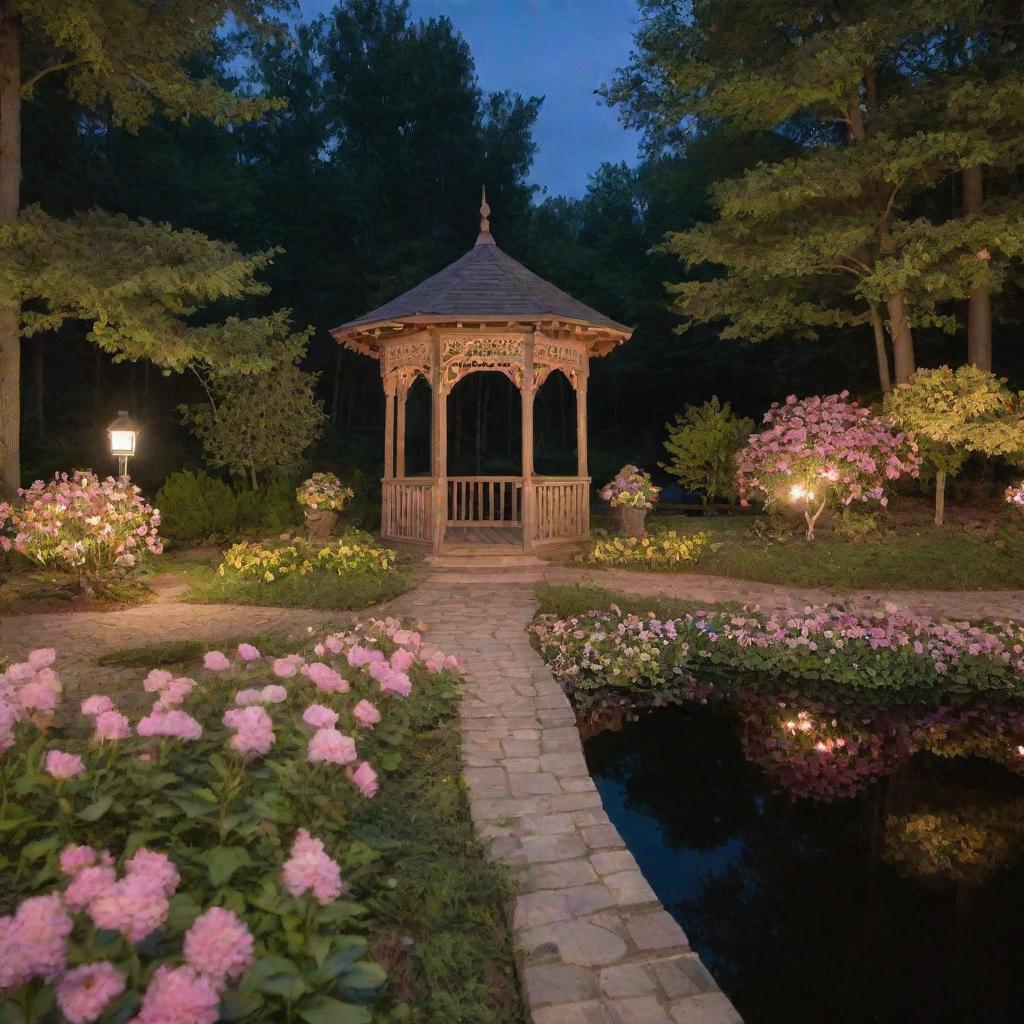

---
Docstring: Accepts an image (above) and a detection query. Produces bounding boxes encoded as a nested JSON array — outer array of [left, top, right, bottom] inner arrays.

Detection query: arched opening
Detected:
[[402, 375, 432, 477], [534, 369, 578, 477], [446, 370, 521, 477]]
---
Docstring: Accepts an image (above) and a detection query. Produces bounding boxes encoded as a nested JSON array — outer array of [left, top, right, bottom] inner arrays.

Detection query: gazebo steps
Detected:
[[426, 549, 548, 569]]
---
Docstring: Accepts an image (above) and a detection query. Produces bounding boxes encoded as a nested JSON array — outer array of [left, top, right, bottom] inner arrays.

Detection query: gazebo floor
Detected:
[[443, 526, 524, 547]]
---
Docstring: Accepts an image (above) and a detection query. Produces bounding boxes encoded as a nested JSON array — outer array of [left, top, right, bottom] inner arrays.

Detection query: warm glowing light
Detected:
[[1017, 745, 1024, 757], [109, 430, 136, 456], [789, 483, 815, 502]]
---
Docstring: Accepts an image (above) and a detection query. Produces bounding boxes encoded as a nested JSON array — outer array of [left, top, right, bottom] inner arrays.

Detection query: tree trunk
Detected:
[[886, 292, 916, 384], [934, 468, 946, 527], [963, 165, 992, 371], [868, 306, 891, 393], [0, 4, 22, 499]]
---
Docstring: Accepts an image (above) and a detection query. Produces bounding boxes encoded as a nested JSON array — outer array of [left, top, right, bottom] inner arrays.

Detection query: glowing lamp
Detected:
[[107, 410, 139, 477], [789, 483, 814, 502]]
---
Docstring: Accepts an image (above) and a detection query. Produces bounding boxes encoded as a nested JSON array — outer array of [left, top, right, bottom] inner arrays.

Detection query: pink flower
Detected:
[[136, 708, 202, 741], [64, 864, 117, 911], [349, 761, 379, 798], [223, 705, 275, 757], [304, 662, 349, 693], [45, 749, 84, 780], [389, 648, 413, 673], [81, 695, 114, 717], [202, 650, 231, 672], [21, 680, 59, 714], [237, 643, 261, 662], [0, 894, 73, 987], [443, 654, 459, 670], [259, 684, 288, 704], [352, 699, 381, 729], [143, 669, 174, 693], [59, 844, 98, 876], [94, 710, 131, 742], [272, 657, 298, 678], [28, 648, 56, 670], [183, 907, 254, 984], [126, 847, 180, 898], [379, 669, 412, 698], [132, 965, 220, 1024], [281, 828, 344, 905], [154, 677, 193, 708], [57, 962, 126, 1024], [233, 688, 262, 706], [307, 727, 357, 766], [88, 874, 170, 943], [346, 645, 372, 668], [302, 704, 339, 729], [324, 636, 343, 654]]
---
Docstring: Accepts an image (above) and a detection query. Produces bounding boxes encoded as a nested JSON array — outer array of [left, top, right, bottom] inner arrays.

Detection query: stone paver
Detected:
[[388, 577, 741, 1024]]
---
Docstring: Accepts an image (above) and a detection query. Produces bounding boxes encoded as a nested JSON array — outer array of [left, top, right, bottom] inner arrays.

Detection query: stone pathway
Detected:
[[390, 579, 741, 1024]]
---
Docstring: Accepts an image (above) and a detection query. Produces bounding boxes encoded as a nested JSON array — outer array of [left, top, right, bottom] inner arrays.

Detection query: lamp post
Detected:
[[107, 410, 139, 478]]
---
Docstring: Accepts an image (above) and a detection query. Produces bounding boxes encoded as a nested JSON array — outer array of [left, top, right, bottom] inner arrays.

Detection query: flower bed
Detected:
[[582, 529, 711, 569], [0, 620, 509, 1023], [218, 531, 395, 582], [0, 472, 162, 575], [531, 603, 1024, 708]]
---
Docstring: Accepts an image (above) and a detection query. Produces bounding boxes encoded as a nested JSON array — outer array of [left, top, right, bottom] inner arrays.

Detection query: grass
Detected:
[[93, 628, 319, 668], [535, 582, 741, 622], [603, 511, 1024, 590], [0, 568, 156, 615]]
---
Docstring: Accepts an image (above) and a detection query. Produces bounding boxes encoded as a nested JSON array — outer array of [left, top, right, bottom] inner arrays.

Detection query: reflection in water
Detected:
[[583, 695, 1024, 1024]]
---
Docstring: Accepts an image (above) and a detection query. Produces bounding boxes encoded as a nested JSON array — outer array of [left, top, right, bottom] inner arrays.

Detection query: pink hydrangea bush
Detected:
[[0, 617, 462, 1020], [0, 471, 162, 575], [1006, 482, 1024, 513], [735, 392, 921, 539]]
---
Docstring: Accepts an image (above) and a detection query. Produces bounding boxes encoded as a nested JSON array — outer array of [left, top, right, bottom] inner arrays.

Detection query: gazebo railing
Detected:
[[534, 477, 589, 541], [381, 478, 433, 542], [446, 476, 522, 526]]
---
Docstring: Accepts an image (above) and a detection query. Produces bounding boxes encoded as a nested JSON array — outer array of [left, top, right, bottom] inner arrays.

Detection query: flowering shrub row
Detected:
[[531, 603, 1024, 707], [0, 472, 162, 576], [296, 473, 353, 512], [0, 619, 460, 1022], [217, 531, 396, 583], [582, 530, 712, 569]]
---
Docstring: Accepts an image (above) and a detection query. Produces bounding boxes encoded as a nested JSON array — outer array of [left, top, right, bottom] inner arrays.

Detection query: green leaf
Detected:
[[0, 1000, 27, 1024], [318, 936, 368, 979], [208, 846, 253, 886], [337, 960, 387, 998], [296, 996, 371, 1024], [77, 795, 113, 821], [219, 990, 263, 1020], [20, 835, 58, 863], [315, 900, 364, 926], [166, 892, 202, 932], [240, 956, 306, 1001]]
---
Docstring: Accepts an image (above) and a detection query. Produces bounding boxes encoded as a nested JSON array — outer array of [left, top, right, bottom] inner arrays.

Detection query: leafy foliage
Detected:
[[182, 363, 327, 489], [583, 530, 711, 569], [663, 396, 753, 503], [155, 471, 238, 545], [218, 534, 396, 582]]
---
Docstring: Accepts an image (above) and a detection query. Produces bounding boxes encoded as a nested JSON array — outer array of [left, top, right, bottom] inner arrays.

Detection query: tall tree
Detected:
[[609, 0, 1024, 385], [0, 0, 294, 497]]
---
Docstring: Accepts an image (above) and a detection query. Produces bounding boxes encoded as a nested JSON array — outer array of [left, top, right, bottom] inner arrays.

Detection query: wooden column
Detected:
[[576, 361, 589, 480], [396, 381, 407, 478], [521, 330, 536, 553], [430, 335, 447, 553], [383, 382, 395, 480]]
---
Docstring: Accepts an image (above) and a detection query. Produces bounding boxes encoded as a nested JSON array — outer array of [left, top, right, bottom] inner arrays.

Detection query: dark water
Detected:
[[583, 700, 1024, 1024]]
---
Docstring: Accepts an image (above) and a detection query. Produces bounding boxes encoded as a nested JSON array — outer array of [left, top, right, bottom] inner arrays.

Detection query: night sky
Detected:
[[298, 0, 642, 197]]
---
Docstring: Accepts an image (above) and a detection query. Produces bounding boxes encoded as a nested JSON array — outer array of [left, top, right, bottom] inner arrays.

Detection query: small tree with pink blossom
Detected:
[[735, 392, 921, 540]]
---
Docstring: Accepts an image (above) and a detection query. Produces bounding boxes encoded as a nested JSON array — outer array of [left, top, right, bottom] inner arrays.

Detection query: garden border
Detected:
[[388, 578, 742, 1024]]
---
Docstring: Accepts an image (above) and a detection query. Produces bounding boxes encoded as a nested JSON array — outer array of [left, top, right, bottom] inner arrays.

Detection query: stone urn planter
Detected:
[[304, 508, 338, 543], [619, 506, 647, 539]]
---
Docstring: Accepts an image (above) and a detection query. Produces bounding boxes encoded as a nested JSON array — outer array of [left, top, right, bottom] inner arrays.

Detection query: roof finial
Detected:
[[476, 185, 495, 245]]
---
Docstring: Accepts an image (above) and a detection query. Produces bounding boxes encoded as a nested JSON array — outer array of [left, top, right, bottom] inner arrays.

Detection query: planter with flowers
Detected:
[[297, 473, 354, 543], [599, 464, 660, 538], [1007, 482, 1024, 519]]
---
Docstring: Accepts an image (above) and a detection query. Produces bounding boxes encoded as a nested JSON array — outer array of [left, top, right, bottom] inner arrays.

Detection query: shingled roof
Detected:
[[330, 194, 632, 344]]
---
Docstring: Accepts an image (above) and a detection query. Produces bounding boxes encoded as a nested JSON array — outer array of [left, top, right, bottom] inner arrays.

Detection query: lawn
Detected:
[[0, 567, 157, 615], [594, 508, 1024, 590]]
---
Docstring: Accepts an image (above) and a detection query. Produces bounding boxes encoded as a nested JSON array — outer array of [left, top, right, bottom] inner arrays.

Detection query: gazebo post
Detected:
[[521, 330, 536, 553], [383, 382, 395, 481], [430, 334, 447, 554], [395, 382, 407, 478], [576, 361, 589, 481]]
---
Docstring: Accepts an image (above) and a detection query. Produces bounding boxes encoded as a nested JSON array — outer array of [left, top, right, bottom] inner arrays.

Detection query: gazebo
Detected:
[[330, 191, 633, 557]]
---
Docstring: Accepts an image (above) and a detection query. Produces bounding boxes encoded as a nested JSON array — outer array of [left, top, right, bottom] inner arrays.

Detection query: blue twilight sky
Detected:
[[296, 0, 642, 198]]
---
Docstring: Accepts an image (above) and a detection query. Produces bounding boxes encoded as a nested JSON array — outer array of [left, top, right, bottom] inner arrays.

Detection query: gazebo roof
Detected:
[[330, 192, 632, 352]]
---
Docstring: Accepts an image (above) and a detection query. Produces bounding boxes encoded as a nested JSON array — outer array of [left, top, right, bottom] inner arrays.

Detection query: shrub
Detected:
[[297, 473, 353, 512], [218, 532, 396, 583], [583, 530, 711, 569], [886, 366, 1023, 526], [235, 479, 300, 532], [0, 620, 462, 1021], [155, 470, 237, 544], [663, 396, 754, 504], [598, 464, 660, 509], [0, 472, 161, 576], [736, 392, 921, 540]]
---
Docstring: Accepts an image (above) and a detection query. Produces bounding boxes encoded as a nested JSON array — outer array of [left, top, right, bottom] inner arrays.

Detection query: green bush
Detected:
[[154, 470, 237, 544], [235, 479, 300, 532]]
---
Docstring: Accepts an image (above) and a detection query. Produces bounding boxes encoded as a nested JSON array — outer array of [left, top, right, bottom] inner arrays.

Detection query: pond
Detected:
[[583, 697, 1024, 1024]]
